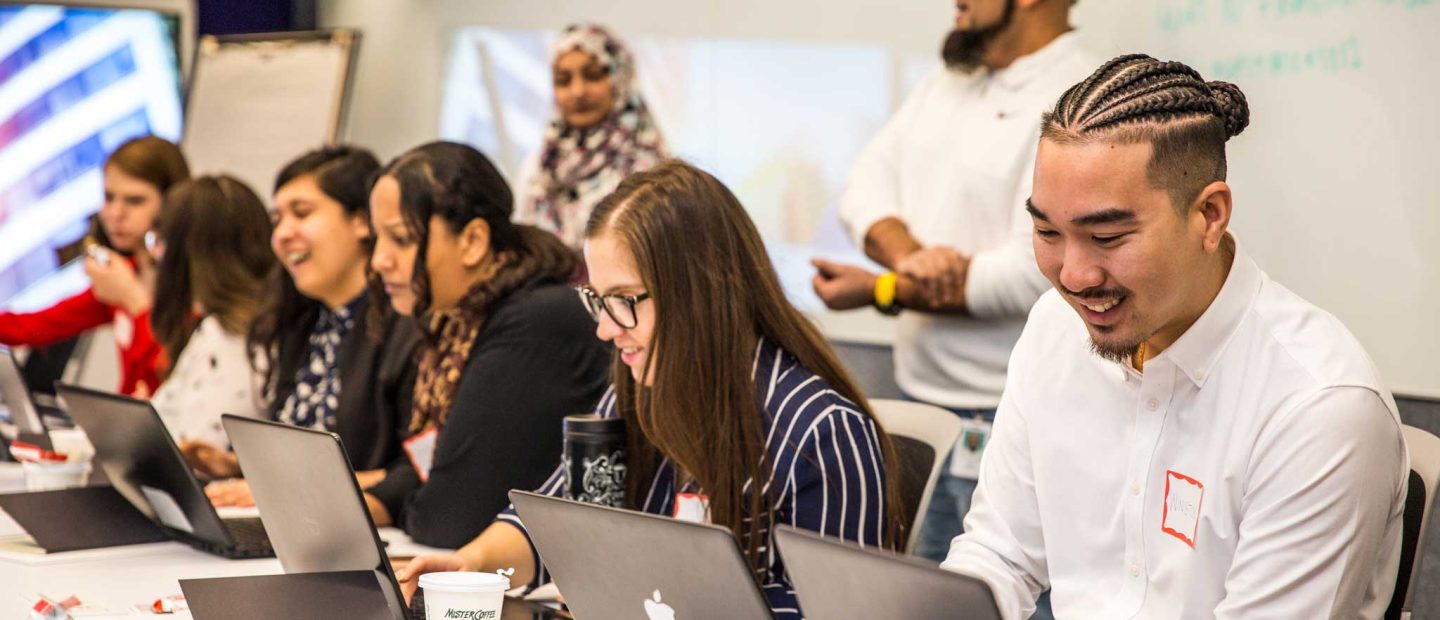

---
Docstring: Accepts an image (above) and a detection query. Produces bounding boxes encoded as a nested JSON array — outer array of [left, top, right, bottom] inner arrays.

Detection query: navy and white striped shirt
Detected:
[[497, 337, 890, 619]]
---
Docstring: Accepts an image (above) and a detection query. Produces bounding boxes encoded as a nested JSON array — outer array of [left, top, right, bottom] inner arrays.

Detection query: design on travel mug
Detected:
[[562, 414, 627, 507]]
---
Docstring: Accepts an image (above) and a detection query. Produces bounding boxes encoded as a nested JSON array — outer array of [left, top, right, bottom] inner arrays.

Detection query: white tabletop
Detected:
[[0, 463, 450, 618]]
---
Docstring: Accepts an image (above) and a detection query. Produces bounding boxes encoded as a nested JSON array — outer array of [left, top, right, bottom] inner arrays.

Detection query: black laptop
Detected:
[[54, 383, 272, 559], [0, 345, 58, 452], [203, 415, 568, 620], [774, 525, 1002, 620], [220, 415, 406, 619]]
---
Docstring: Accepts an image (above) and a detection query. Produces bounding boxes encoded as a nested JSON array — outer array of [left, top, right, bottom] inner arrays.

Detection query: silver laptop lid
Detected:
[[774, 525, 1001, 620], [0, 345, 45, 436], [53, 383, 233, 546], [222, 414, 406, 620], [509, 490, 774, 620]]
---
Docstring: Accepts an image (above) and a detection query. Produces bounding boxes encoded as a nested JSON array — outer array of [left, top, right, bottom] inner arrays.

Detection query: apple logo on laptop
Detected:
[[644, 589, 676, 620]]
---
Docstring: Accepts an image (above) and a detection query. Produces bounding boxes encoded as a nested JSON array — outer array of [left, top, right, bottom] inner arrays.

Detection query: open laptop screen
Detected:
[[54, 383, 234, 547]]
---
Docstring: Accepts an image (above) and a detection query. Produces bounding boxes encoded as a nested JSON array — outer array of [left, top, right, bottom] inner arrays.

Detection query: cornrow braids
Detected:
[[1049, 54, 1249, 139], [1042, 54, 1251, 209]]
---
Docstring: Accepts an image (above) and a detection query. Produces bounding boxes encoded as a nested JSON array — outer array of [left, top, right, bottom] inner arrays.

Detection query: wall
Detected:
[[318, 0, 1440, 397], [313, 0, 1138, 156], [316, 0, 1102, 154], [317, 0, 441, 161]]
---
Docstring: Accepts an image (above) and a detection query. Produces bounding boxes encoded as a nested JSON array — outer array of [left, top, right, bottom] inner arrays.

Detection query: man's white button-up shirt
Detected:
[[943, 240, 1408, 619]]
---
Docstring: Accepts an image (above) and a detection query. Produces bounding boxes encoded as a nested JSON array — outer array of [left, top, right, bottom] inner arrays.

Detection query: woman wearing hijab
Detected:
[[513, 23, 667, 250]]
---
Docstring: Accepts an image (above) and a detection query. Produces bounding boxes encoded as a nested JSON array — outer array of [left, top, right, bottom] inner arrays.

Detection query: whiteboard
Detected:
[[1071, 1, 1440, 396], [181, 30, 358, 198], [344, 0, 1440, 395]]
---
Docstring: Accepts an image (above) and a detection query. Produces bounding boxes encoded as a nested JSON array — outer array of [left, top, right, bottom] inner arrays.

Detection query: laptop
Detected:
[[0, 345, 57, 451], [509, 490, 775, 620], [18, 337, 77, 401], [53, 383, 273, 559], [220, 415, 570, 620], [221, 415, 408, 620], [773, 525, 1002, 620]]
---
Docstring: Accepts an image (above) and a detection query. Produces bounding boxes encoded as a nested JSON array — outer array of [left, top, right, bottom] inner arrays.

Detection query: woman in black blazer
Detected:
[[364, 141, 610, 548]]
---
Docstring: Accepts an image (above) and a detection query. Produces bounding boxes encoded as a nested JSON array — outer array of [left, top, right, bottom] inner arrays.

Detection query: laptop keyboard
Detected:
[[223, 517, 273, 555]]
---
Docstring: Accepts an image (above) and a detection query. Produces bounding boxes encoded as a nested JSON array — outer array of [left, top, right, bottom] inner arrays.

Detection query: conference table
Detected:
[[0, 463, 563, 619], [0, 462, 277, 617]]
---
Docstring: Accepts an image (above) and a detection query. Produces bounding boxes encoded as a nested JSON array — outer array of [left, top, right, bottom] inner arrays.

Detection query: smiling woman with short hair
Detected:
[[181, 146, 423, 507]]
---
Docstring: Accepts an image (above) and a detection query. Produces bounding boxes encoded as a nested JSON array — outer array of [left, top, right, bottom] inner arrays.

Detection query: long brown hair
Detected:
[[585, 160, 903, 572], [151, 176, 275, 365]]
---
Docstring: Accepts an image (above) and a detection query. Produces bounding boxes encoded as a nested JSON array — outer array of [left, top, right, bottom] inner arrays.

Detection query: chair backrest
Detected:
[[1390, 425, 1440, 620], [868, 399, 964, 554]]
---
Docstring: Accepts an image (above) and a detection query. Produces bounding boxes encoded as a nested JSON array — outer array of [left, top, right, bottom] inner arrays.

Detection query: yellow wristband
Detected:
[[874, 272, 898, 308]]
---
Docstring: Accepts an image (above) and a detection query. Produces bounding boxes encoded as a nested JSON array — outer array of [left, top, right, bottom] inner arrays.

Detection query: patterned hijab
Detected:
[[515, 24, 667, 249]]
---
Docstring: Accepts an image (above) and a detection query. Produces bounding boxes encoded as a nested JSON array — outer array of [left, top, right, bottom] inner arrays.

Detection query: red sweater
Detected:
[[0, 286, 165, 396]]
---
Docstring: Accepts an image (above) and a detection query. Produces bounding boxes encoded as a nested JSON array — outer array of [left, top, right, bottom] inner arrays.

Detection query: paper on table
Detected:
[[0, 533, 178, 565], [140, 486, 193, 534], [522, 582, 561, 602], [376, 527, 453, 560], [214, 506, 260, 519]]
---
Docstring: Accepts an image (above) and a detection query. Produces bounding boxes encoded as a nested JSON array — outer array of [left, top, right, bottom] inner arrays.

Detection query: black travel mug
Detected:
[[562, 414, 627, 507]]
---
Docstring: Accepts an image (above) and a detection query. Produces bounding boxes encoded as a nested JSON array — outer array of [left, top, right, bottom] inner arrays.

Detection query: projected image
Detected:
[[0, 4, 183, 311], [441, 28, 933, 311]]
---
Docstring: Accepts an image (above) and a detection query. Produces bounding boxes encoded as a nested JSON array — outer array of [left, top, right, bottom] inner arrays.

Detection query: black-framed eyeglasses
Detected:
[[577, 285, 651, 329]]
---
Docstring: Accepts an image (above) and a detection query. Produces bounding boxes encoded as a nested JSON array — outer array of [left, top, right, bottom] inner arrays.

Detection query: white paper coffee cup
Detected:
[[419, 571, 510, 620], [22, 461, 91, 491], [47, 428, 95, 462]]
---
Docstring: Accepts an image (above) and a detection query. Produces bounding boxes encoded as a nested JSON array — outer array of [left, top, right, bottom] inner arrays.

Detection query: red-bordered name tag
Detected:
[[674, 492, 710, 524], [402, 428, 439, 483], [1161, 470, 1204, 548]]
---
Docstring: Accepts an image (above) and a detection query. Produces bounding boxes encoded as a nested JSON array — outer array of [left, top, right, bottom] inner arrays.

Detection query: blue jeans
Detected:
[[906, 399, 1055, 620], [914, 419, 986, 563]]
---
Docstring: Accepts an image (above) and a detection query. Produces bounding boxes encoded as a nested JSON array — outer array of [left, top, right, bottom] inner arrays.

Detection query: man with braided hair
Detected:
[[940, 54, 1407, 619], [811, 0, 1097, 575]]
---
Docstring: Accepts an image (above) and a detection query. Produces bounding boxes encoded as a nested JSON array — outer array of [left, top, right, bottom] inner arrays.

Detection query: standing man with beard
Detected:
[[812, 0, 1095, 578]]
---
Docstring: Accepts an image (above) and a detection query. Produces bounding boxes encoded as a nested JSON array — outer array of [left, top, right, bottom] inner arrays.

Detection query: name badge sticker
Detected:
[[674, 492, 711, 524], [403, 428, 439, 482], [1161, 470, 1204, 548]]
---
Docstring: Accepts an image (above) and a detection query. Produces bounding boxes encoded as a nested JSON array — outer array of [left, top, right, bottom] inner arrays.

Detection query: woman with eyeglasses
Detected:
[[363, 141, 611, 548], [0, 136, 189, 397], [399, 160, 903, 619]]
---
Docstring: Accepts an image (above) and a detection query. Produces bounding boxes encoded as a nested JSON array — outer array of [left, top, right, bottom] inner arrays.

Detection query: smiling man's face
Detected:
[[1028, 138, 1222, 363]]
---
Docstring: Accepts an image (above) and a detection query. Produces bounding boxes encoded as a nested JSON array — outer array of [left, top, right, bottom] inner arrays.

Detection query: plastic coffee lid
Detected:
[[418, 571, 511, 593]]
